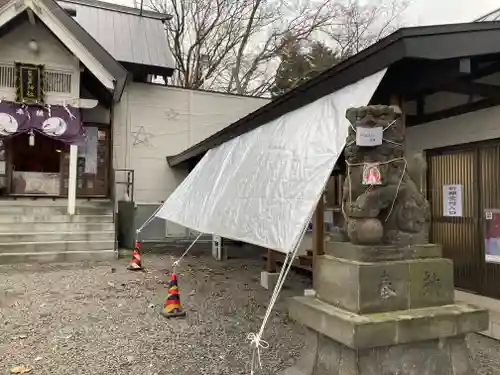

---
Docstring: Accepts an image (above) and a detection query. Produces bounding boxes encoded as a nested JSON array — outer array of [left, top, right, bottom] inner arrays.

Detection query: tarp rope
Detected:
[[136, 198, 316, 375], [135, 207, 204, 272], [136, 204, 165, 238], [246, 218, 310, 375], [172, 232, 204, 272]]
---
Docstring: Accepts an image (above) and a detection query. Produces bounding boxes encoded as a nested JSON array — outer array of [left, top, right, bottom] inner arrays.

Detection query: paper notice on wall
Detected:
[[484, 209, 500, 263], [443, 184, 462, 217]]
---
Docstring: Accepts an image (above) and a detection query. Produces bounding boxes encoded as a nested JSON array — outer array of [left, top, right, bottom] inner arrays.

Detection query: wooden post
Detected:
[[67, 144, 78, 215], [389, 93, 406, 144], [266, 248, 277, 273], [312, 193, 325, 285], [389, 94, 401, 106]]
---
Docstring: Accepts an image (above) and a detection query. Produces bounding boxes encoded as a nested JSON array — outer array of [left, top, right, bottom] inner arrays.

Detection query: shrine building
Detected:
[[0, 0, 267, 261]]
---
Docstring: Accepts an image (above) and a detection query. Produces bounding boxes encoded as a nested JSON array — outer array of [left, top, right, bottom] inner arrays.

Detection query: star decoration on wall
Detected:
[[132, 126, 153, 146], [164, 108, 179, 120]]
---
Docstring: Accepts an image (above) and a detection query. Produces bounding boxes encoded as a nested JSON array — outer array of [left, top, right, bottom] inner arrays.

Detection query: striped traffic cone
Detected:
[[161, 272, 186, 318], [127, 241, 142, 271]]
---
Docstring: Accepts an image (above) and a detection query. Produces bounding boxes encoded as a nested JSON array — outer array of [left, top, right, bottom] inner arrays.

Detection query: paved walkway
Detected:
[[0, 251, 499, 374]]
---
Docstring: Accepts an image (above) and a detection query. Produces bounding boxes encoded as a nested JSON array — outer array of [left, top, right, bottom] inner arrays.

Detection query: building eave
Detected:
[[0, 0, 128, 102], [39, 0, 128, 101], [58, 0, 171, 20], [167, 21, 500, 167]]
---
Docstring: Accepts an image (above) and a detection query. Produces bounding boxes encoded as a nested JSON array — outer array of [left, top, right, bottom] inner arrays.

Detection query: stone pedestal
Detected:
[[281, 242, 489, 375]]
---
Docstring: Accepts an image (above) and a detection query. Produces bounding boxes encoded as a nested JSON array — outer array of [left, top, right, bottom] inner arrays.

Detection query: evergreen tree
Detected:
[[270, 38, 339, 98]]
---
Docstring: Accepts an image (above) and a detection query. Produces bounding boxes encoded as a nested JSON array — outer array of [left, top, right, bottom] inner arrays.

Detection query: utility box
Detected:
[[117, 200, 136, 249]]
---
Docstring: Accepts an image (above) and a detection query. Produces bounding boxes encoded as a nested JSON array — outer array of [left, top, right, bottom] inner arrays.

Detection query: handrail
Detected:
[[114, 168, 135, 202], [111, 168, 135, 254]]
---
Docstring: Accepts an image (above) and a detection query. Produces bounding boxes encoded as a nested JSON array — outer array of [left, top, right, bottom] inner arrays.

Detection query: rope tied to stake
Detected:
[[245, 203, 317, 375], [247, 332, 270, 374], [172, 232, 203, 272], [135, 204, 204, 272]]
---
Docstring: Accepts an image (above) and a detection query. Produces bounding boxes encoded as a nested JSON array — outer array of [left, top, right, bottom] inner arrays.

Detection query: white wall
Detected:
[[0, 20, 80, 103], [112, 82, 269, 204], [406, 105, 500, 155]]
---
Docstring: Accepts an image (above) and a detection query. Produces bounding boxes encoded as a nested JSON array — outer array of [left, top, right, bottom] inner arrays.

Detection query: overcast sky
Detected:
[[404, 0, 499, 26], [117, 0, 500, 26], [114, 0, 500, 27]]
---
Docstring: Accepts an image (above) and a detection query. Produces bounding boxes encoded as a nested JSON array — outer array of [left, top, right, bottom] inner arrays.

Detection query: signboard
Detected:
[[443, 184, 462, 217], [484, 209, 500, 263], [356, 126, 383, 147], [15, 63, 44, 104], [362, 163, 382, 185]]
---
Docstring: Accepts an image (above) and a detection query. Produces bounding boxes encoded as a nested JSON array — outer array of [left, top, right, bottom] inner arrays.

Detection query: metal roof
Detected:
[[58, 0, 175, 71], [167, 21, 500, 167]]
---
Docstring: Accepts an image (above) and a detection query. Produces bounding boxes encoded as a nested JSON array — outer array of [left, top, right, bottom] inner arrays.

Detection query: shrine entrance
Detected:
[[0, 125, 111, 198], [8, 132, 68, 196]]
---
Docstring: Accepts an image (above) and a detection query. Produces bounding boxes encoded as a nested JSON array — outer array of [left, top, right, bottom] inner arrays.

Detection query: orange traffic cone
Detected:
[[161, 273, 186, 318], [127, 240, 142, 271]]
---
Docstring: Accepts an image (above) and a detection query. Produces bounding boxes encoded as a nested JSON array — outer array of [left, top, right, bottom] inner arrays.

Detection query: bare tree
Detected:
[[147, 0, 408, 96], [328, 0, 409, 59]]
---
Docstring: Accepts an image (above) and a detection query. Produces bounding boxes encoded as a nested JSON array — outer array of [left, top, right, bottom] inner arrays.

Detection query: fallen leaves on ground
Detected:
[[10, 365, 32, 374]]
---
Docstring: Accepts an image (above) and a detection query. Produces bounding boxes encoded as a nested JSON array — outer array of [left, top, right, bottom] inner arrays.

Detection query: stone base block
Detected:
[[261, 271, 279, 290], [281, 328, 476, 375], [289, 296, 488, 349], [314, 254, 455, 314]]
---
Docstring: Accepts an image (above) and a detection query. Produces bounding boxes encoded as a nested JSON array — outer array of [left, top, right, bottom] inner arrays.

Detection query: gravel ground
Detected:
[[0, 249, 500, 375]]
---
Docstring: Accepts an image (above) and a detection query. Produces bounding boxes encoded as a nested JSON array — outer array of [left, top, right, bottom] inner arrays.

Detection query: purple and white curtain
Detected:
[[0, 100, 83, 143]]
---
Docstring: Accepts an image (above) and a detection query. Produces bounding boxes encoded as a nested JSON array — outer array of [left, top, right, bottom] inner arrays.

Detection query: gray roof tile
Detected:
[[58, 0, 175, 70]]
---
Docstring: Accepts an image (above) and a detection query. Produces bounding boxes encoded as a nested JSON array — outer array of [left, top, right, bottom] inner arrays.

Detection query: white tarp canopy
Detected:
[[156, 69, 387, 254]]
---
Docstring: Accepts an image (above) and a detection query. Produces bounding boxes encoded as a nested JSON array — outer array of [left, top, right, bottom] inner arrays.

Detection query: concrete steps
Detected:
[[0, 214, 113, 223], [0, 250, 116, 264], [0, 240, 115, 253], [0, 199, 116, 264], [0, 222, 115, 233], [0, 231, 115, 243], [0, 205, 111, 215], [0, 198, 110, 206]]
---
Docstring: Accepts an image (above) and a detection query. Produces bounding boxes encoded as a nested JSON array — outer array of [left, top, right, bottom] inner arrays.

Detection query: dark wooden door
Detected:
[[427, 141, 500, 298], [427, 148, 480, 293], [61, 125, 110, 198]]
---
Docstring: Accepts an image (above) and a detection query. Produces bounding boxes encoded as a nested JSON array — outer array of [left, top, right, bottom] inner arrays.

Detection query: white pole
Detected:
[[67, 144, 78, 215]]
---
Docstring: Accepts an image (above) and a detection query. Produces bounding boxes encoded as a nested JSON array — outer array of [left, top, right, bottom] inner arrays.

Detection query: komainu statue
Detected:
[[342, 105, 431, 246]]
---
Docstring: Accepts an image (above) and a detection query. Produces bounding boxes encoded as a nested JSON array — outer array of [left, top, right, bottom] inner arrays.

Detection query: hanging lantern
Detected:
[[28, 130, 35, 147]]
